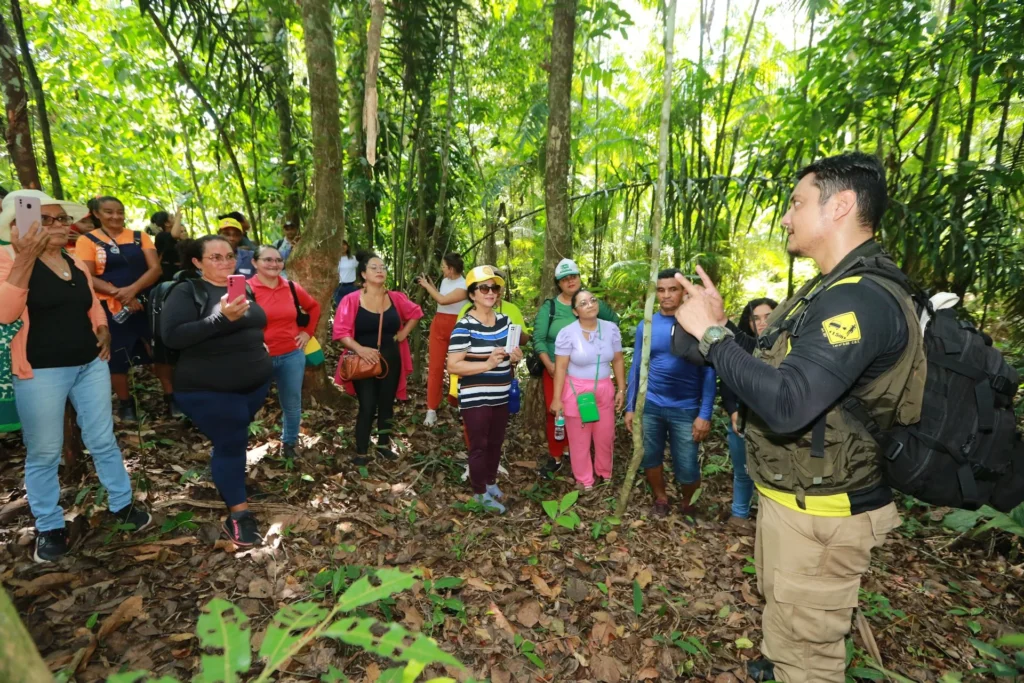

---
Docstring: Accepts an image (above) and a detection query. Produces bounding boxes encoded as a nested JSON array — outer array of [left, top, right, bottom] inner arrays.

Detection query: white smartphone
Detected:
[[15, 196, 42, 236], [505, 323, 522, 353]]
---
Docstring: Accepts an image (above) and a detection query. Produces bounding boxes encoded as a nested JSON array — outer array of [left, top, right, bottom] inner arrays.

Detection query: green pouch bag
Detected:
[[575, 391, 600, 424]]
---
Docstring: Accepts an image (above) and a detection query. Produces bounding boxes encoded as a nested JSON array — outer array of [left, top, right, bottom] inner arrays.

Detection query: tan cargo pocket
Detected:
[[774, 571, 860, 611]]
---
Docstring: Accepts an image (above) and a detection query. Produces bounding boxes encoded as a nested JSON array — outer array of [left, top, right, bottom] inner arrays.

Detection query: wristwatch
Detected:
[[698, 325, 734, 357]]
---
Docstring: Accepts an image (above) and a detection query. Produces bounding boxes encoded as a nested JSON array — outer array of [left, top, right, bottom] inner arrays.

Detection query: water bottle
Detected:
[[554, 412, 566, 441], [112, 304, 132, 324], [508, 378, 521, 414]]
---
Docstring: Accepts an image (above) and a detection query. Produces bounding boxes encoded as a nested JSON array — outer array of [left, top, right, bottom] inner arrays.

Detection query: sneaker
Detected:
[[538, 456, 562, 478], [33, 528, 69, 563], [376, 445, 398, 461], [110, 503, 153, 532], [650, 499, 670, 518], [281, 443, 298, 460], [727, 515, 756, 535], [461, 464, 510, 482], [473, 492, 506, 514], [746, 658, 775, 682], [485, 483, 504, 500], [352, 454, 372, 466], [117, 401, 138, 423], [164, 394, 184, 419], [222, 512, 261, 547], [424, 410, 438, 426]]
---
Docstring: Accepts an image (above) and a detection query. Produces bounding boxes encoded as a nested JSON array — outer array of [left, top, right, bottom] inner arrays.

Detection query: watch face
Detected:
[[707, 327, 724, 341]]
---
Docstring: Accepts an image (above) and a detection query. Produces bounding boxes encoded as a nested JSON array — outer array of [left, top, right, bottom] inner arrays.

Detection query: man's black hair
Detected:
[[217, 211, 246, 224], [151, 211, 170, 229], [796, 152, 887, 231], [657, 268, 682, 281]]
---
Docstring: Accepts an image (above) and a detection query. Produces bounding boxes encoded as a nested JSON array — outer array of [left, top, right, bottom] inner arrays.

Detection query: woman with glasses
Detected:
[[248, 245, 320, 459], [160, 236, 272, 547], [548, 289, 626, 490], [75, 196, 172, 422], [333, 251, 422, 465], [532, 258, 619, 477], [0, 190, 152, 563], [446, 266, 523, 513]]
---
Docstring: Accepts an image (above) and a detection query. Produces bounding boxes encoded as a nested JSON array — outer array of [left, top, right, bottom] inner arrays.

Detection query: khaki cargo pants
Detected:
[[755, 496, 901, 683]]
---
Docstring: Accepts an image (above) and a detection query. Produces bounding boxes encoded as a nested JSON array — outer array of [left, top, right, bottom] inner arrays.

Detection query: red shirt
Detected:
[[247, 276, 321, 357]]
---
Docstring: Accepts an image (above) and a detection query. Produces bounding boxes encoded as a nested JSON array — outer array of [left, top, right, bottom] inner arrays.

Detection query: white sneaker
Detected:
[[424, 410, 438, 426], [462, 464, 509, 482]]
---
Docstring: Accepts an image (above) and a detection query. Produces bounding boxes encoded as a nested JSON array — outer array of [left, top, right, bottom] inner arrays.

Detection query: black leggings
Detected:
[[352, 345, 402, 455]]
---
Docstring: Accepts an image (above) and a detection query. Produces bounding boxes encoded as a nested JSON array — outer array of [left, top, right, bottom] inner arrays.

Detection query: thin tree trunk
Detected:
[[363, 0, 385, 167], [0, 11, 39, 189], [421, 17, 458, 276], [541, 0, 578, 296], [0, 586, 51, 682], [617, 0, 677, 517], [10, 0, 59, 197], [270, 16, 300, 226]]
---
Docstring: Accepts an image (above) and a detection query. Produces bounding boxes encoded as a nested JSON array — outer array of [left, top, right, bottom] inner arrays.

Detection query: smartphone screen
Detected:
[[227, 274, 246, 302], [15, 197, 42, 236]]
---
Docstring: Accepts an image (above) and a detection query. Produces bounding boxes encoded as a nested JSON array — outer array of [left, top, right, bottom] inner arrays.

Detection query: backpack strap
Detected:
[[83, 232, 103, 245], [133, 232, 142, 247]]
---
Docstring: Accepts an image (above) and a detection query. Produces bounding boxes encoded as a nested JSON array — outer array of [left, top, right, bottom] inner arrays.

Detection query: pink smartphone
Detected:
[[227, 274, 246, 302], [15, 196, 41, 235]]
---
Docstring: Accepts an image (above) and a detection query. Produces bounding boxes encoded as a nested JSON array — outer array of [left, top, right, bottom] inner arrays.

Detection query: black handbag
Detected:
[[526, 298, 557, 377], [288, 280, 311, 328]]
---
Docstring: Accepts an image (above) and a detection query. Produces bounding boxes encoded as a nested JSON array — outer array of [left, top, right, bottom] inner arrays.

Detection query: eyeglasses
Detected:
[[203, 253, 236, 263], [476, 284, 502, 294], [41, 215, 73, 227], [259, 257, 284, 264], [366, 264, 386, 272], [575, 298, 599, 308]]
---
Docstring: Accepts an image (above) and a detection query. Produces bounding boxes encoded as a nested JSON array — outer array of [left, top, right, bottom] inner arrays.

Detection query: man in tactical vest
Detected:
[[671, 152, 924, 682]]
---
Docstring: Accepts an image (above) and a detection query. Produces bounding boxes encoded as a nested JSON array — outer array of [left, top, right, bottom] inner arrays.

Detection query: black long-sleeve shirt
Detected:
[[160, 279, 272, 393]]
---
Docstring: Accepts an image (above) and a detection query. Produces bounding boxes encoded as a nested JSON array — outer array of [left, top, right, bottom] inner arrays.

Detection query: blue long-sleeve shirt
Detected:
[[626, 312, 716, 420]]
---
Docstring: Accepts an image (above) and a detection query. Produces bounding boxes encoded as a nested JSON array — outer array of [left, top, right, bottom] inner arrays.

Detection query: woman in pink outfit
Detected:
[[548, 289, 626, 489]]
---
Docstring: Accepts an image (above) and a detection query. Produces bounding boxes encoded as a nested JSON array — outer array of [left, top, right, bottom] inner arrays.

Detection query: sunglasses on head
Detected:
[[476, 284, 502, 294]]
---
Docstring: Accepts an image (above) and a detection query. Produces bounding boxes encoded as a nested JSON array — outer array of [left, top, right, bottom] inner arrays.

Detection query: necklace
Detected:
[[40, 252, 70, 279]]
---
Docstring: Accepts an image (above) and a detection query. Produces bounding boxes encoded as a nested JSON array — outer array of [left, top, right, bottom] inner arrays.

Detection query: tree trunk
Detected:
[[0, 586, 51, 682], [10, 0, 59, 198], [0, 11, 40, 189], [363, 0, 385, 168], [541, 0, 578, 297], [617, 0, 677, 517], [291, 0, 347, 406], [270, 16, 300, 227]]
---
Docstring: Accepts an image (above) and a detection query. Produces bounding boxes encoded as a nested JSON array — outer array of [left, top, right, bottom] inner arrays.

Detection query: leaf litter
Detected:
[[0, 380, 1021, 682]]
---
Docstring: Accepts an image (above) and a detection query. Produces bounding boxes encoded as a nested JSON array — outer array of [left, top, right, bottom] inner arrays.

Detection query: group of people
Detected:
[[2, 150, 921, 682]]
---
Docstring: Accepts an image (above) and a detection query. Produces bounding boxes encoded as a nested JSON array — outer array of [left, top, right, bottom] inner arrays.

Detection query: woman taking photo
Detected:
[[447, 266, 523, 513], [549, 289, 626, 490], [0, 190, 151, 563], [720, 297, 777, 532], [161, 235, 272, 546], [249, 245, 321, 459], [333, 240, 358, 309], [416, 252, 467, 426], [333, 252, 422, 465], [75, 196, 171, 422], [533, 258, 619, 477]]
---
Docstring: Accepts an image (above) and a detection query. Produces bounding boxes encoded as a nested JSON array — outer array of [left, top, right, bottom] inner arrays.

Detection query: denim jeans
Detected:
[[272, 348, 305, 446], [640, 403, 700, 484], [14, 358, 133, 531], [728, 423, 755, 518]]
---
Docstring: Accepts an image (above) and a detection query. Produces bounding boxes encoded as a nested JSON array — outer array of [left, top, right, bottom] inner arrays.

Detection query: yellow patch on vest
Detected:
[[822, 311, 861, 346]]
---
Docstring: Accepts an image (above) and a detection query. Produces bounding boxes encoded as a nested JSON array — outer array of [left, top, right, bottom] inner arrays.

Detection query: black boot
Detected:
[[164, 394, 183, 419], [746, 658, 776, 682]]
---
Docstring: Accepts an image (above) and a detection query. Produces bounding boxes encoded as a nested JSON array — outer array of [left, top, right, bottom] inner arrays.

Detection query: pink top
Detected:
[[0, 246, 109, 379], [332, 289, 424, 400]]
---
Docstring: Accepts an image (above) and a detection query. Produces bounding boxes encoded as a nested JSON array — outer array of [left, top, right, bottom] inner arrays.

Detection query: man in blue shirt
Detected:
[[626, 269, 716, 518], [218, 217, 255, 276]]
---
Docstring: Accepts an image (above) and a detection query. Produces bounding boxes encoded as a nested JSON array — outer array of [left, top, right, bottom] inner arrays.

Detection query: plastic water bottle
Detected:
[[112, 304, 133, 324], [508, 378, 521, 414], [554, 413, 566, 441]]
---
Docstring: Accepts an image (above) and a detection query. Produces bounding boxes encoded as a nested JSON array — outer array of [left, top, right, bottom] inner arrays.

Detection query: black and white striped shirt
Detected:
[[448, 312, 511, 409]]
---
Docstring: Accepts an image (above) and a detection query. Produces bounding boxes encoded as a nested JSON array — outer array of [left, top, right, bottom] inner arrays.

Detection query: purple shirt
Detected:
[[555, 320, 622, 381]]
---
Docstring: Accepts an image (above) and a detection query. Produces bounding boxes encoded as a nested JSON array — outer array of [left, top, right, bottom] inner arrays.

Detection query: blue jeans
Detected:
[[272, 349, 305, 446], [641, 404, 699, 484], [14, 358, 133, 531], [728, 423, 755, 518]]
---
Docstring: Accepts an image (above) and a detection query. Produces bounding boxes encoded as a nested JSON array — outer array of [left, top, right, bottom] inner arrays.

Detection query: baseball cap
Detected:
[[0, 189, 89, 243], [465, 265, 505, 289], [554, 258, 581, 280], [218, 217, 244, 234]]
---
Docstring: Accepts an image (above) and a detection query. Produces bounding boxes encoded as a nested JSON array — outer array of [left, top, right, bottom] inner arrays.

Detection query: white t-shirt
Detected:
[[337, 255, 357, 284], [436, 276, 468, 315]]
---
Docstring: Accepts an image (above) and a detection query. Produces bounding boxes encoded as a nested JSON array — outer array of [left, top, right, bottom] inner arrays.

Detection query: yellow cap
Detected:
[[465, 265, 505, 289], [218, 217, 244, 233]]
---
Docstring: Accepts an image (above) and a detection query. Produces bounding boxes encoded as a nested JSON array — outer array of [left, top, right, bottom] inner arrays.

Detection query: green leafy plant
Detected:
[[967, 633, 1024, 678], [514, 633, 544, 669], [421, 577, 466, 634], [632, 580, 643, 617], [542, 490, 581, 531], [591, 515, 620, 540], [160, 511, 199, 534], [106, 568, 462, 683], [943, 504, 1024, 538]]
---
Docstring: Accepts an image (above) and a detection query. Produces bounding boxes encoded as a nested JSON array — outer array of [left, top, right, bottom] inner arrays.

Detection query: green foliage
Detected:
[[632, 579, 643, 617], [541, 490, 581, 530], [967, 634, 1024, 678], [106, 568, 462, 683], [514, 633, 544, 669], [942, 504, 1024, 538]]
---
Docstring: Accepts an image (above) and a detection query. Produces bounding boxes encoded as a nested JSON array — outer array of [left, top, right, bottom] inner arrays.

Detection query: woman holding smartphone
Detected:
[[161, 235, 272, 547], [447, 266, 523, 513], [415, 252, 467, 426]]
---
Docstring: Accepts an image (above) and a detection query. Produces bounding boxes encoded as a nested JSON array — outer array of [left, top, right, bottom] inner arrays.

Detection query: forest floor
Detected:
[[0, 371, 1022, 683]]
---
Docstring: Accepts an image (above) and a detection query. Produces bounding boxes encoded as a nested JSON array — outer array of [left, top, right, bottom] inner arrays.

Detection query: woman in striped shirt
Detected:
[[447, 266, 523, 513]]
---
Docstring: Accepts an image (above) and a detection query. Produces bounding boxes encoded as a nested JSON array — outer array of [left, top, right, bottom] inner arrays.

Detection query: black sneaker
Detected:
[[164, 394, 184, 419], [746, 658, 776, 682], [352, 454, 372, 466], [117, 401, 138, 423], [110, 503, 153, 532], [376, 445, 397, 461], [281, 443, 298, 460], [222, 512, 261, 547], [33, 528, 69, 564], [538, 456, 563, 478]]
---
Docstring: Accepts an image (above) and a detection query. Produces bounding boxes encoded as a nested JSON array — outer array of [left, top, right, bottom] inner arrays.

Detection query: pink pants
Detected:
[[561, 376, 616, 487]]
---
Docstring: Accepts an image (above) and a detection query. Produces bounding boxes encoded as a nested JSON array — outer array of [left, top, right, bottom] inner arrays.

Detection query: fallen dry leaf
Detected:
[[489, 601, 516, 635], [248, 578, 274, 599], [684, 568, 706, 581], [213, 539, 238, 552], [98, 595, 145, 639], [636, 666, 659, 680], [635, 568, 653, 589], [741, 580, 761, 607], [13, 572, 78, 596], [516, 599, 541, 628], [490, 665, 511, 683], [590, 653, 621, 683], [364, 661, 381, 682], [466, 577, 492, 592], [531, 574, 555, 598]]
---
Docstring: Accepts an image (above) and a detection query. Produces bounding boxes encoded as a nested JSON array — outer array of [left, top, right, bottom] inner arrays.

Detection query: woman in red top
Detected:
[[248, 245, 320, 459]]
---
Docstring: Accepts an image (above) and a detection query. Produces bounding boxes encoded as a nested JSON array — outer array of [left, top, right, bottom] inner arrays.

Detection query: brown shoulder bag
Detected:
[[338, 297, 390, 381]]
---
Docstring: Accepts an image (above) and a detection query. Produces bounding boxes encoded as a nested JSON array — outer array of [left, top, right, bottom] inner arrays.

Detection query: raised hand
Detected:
[[673, 265, 728, 341], [9, 221, 49, 260]]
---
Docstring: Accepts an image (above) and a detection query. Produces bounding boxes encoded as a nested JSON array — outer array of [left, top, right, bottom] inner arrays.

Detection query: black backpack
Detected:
[[842, 262, 1023, 512], [149, 273, 209, 365]]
